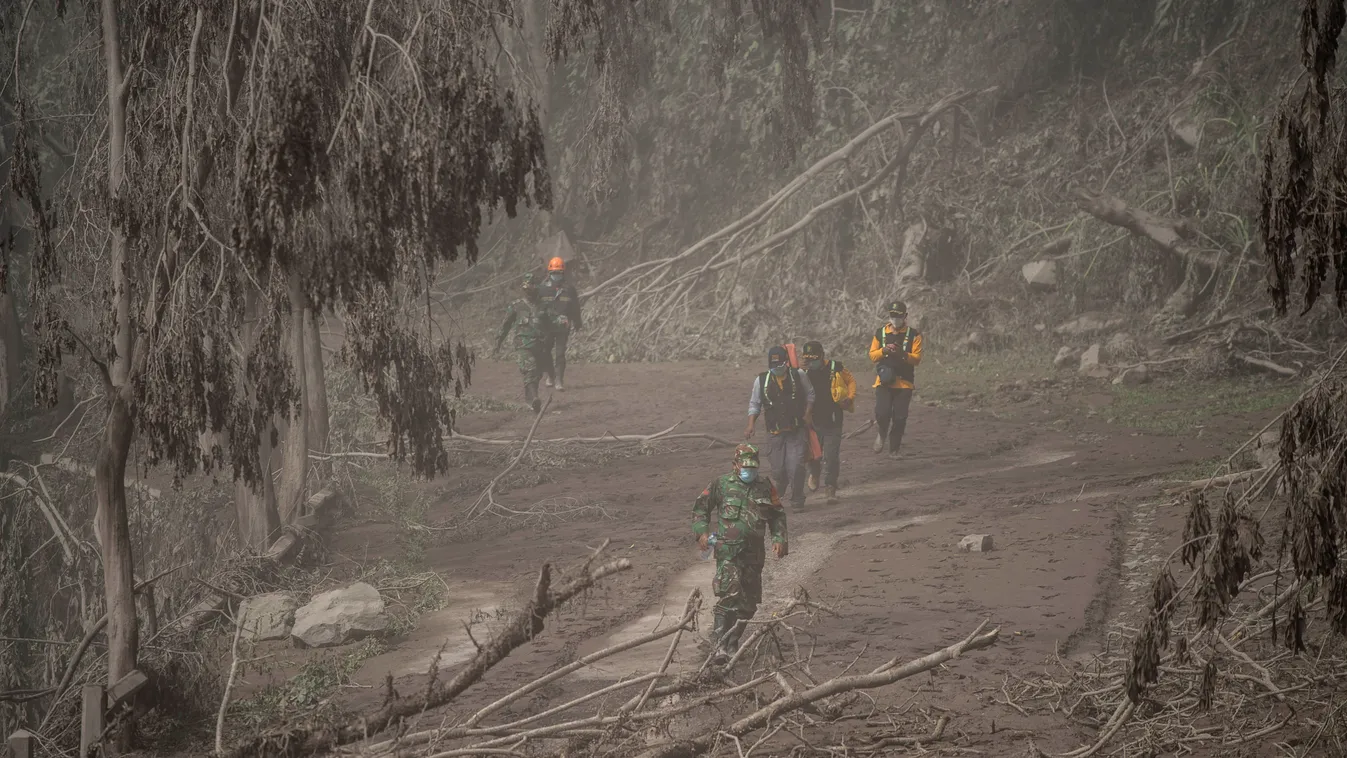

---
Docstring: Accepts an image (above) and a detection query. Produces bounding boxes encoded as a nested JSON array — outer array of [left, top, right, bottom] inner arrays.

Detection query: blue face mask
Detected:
[[738, 467, 758, 483], [769, 365, 788, 377], [549, 272, 563, 285]]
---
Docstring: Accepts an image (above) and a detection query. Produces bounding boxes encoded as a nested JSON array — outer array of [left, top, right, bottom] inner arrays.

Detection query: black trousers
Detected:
[[540, 329, 570, 382], [875, 386, 913, 453]]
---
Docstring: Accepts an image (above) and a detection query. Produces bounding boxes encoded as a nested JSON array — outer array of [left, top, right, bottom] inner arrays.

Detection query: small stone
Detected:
[[1022, 260, 1058, 289], [959, 534, 993, 552]]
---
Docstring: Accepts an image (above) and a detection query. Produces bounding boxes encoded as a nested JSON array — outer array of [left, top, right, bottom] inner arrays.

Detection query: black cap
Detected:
[[886, 300, 907, 316], [767, 345, 789, 367], [802, 341, 824, 359]]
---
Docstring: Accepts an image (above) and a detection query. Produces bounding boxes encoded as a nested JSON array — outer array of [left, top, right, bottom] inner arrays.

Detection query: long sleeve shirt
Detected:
[[747, 368, 814, 416]]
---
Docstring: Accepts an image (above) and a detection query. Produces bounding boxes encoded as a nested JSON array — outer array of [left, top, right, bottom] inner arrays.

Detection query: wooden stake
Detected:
[[81, 684, 105, 758]]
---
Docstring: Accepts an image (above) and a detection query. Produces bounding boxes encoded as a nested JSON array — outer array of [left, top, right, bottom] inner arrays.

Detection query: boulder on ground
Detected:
[[1078, 344, 1112, 379], [1054, 346, 1082, 369], [291, 582, 388, 648], [239, 592, 300, 642]]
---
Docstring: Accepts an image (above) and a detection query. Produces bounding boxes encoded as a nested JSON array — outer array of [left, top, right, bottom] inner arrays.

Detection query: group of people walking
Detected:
[[493, 265, 924, 665], [696, 298, 923, 664], [493, 257, 582, 412]]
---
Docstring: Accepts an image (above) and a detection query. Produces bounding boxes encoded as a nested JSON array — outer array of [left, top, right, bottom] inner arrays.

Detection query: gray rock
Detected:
[[1112, 364, 1150, 386], [239, 592, 300, 642], [291, 582, 388, 648], [1078, 344, 1111, 379], [959, 534, 993, 552], [1054, 346, 1082, 369], [1022, 260, 1058, 289]]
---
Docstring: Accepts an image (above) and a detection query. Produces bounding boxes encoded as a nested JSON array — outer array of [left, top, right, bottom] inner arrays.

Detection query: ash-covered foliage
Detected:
[[545, 0, 825, 197], [1259, 0, 1347, 315], [18, 0, 550, 485]]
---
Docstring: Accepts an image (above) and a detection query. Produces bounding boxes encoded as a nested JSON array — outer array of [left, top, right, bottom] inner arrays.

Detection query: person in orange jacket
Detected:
[[537, 256, 582, 391], [868, 300, 923, 458]]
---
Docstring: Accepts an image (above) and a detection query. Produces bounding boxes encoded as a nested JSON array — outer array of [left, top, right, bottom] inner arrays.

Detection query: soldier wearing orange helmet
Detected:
[[537, 256, 582, 391]]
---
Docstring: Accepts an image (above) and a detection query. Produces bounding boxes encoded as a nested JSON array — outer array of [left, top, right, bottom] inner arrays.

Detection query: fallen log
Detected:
[[1232, 351, 1298, 377], [1072, 185, 1226, 324]]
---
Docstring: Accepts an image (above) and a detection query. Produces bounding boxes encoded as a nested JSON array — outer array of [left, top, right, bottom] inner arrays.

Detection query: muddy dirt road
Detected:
[[302, 357, 1259, 753]]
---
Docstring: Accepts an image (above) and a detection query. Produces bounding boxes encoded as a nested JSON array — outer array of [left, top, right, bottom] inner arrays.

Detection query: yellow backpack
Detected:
[[828, 360, 857, 412]]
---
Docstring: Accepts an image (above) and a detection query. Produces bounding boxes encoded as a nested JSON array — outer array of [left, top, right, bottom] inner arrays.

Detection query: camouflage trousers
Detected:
[[516, 346, 543, 402], [713, 552, 765, 618]]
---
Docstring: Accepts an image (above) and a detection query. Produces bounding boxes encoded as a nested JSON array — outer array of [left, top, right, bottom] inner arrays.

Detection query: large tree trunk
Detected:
[[278, 276, 308, 524], [98, 2, 139, 741], [234, 285, 281, 550], [0, 292, 24, 413], [304, 308, 330, 478], [520, 0, 554, 235], [235, 429, 280, 551]]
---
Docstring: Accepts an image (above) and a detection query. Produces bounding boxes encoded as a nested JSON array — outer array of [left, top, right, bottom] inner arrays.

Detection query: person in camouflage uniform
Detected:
[[692, 443, 789, 664], [494, 273, 566, 413]]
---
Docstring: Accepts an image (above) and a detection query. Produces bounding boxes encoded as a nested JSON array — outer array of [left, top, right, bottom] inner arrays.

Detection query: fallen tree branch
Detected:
[[227, 548, 634, 758], [1180, 468, 1265, 490], [1232, 351, 1298, 377], [642, 620, 1000, 758], [37, 452, 163, 499], [1072, 185, 1226, 323], [580, 89, 990, 301], [466, 395, 552, 522]]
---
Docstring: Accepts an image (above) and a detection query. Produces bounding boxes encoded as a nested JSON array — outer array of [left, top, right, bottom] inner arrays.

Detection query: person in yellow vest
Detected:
[[800, 341, 856, 504], [868, 300, 922, 458]]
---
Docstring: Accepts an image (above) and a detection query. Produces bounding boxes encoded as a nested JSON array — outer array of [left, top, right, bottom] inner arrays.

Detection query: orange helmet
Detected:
[[547, 257, 565, 272]]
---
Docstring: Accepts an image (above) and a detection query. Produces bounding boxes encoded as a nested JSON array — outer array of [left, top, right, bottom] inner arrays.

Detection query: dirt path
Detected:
[[299, 357, 1254, 752]]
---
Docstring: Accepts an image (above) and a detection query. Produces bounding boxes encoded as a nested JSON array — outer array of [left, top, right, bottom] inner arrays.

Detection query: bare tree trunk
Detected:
[[521, 0, 550, 133], [304, 308, 330, 479], [97, 3, 140, 744], [520, 0, 554, 235], [234, 286, 280, 550], [0, 291, 23, 413], [278, 276, 308, 523]]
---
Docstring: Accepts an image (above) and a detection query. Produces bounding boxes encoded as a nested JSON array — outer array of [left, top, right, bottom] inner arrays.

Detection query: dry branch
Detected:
[[642, 621, 1000, 758], [1072, 185, 1226, 323], [226, 549, 633, 757]]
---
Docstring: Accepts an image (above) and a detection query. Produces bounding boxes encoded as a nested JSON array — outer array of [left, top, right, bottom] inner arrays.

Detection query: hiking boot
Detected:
[[888, 448, 901, 459], [872, 432, 885, 453], [531, 398, 542, 414], [555, 381, 565, 392], [825, 486, 838, 503], [544, 377, 553, 387]]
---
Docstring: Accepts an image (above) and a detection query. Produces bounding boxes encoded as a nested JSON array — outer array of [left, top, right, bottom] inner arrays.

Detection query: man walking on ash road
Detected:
[[745, 346, 814, 510], [494, 273, 566, 414], [869, 300, 923, 458], [538, 256, 582, 391], [801, 341, 856, 504], [692, 443, 789, 665]]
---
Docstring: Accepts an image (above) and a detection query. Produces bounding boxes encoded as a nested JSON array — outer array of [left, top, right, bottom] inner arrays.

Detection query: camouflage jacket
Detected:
[[495, 298, 560, 352], [692, 474, 788, 561]]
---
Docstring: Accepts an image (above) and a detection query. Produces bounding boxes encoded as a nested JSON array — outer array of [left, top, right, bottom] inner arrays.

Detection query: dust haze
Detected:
[[2, 1, 1346, 757]]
